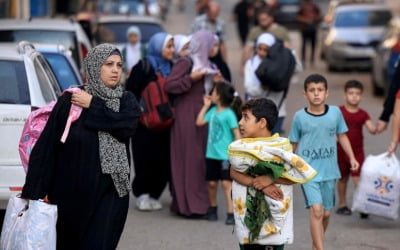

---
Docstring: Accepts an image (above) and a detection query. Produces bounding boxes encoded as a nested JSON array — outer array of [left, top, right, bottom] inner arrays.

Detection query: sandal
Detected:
[[336, 206, 352, 215]]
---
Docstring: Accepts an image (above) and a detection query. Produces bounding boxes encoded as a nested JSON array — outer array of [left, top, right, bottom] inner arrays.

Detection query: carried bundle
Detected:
[[229, 136, 316, 244]]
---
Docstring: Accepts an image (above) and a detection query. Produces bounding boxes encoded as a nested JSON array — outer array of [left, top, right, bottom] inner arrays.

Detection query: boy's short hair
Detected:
[[344, 79, 363, 92], [304, 74, 328, 91], [242, 98, 278, 131]]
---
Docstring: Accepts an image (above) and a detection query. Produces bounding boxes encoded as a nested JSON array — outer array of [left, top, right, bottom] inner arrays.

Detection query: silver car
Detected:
[[320, 2, 392, 71], [0, 41, 61, 202], [93, 14, 164, 51], [371, 16, 400, 96]]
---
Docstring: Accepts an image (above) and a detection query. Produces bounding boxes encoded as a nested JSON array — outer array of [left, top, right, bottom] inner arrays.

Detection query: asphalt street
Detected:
[[117, 1, 400, 249]]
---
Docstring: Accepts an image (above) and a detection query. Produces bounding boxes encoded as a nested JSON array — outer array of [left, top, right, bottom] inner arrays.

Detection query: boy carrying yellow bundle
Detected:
[[229, 98, 316, 250]]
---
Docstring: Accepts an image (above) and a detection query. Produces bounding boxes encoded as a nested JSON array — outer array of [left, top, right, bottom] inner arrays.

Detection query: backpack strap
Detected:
[[277, 88, 287, 110], [142, 57, 151, 76]]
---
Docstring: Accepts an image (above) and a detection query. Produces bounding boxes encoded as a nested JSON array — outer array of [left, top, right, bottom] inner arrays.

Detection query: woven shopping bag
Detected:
[[0, 195, 57, 250]]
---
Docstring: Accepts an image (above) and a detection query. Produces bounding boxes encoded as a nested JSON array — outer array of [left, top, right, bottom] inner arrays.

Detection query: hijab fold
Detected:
[[188, 30, 218, 95], [84, 43, 130, 197]]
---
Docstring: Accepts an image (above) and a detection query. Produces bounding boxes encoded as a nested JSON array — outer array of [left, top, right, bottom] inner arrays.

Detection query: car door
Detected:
[[0, 59, 31, 198]]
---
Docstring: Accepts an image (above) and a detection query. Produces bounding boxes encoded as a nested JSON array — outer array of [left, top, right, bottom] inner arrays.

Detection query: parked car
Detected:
[[274, 0, 301, 30], [319, 2, 392, 71], [371, 16, 400, 96], [0, 18, 92, 75], [35, 43, 83, 90], [96, 0, 161, 17], [93, 14, 164, 50], [0, 41, 61, 202]]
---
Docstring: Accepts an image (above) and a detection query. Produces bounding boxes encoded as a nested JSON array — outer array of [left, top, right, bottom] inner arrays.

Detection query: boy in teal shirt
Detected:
[[289, 74, 359, 250]]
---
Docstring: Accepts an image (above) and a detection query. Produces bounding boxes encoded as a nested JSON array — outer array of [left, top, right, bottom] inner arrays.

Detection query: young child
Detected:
[[196, 82, 242, 225], [336, 80, 376, 217], [289, 74, 360, 250], [229, 98, 316, 249]]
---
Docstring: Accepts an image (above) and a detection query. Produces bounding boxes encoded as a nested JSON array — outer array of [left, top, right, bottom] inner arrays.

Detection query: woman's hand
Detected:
[[190, 69, 206, 81], [388, 141, 398, 154], [71, 91, 93, 108]]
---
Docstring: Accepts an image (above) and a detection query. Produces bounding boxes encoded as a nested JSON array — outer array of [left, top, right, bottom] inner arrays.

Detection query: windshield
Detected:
[[334, 10, 392, 27], [0, 30, 80, 69], [0, 60, 30, 104], [94, 22, 164, 44], [42, 53, 81, 90]]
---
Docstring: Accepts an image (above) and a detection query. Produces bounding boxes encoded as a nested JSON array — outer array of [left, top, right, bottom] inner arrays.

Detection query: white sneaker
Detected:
[[136, 194, 151, 211], [149, 198, 163, 210]]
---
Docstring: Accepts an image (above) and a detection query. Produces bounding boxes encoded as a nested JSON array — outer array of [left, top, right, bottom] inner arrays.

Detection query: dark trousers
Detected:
[[240, 244, 285, 250], [301, 29, 317, 64], [237, 24, 249, 46], [131, 124, 171, 199]]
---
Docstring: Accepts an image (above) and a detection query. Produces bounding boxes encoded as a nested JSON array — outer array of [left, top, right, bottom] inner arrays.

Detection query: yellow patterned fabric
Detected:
[[229, 134, 317, 245]]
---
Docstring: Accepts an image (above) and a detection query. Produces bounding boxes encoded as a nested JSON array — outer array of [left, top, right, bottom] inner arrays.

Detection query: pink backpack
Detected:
[[19, 88, 83, 173]]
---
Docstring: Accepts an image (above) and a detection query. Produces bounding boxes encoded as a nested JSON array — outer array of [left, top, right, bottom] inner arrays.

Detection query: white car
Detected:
[[0, 18, 92, 75], [0, 41, 61, 202]]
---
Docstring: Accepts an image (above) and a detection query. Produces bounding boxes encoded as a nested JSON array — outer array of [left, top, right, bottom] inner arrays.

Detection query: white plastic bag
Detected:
[[352, 152, 400, 220], [0, 195, 57, 250]]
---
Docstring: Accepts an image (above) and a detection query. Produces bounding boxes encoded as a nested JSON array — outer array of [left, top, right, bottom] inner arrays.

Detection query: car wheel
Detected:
[[0, 208, 5, 232], [371, 74, 384, 96], [320, 51, 325, 60], [327, 63, 336, 72]]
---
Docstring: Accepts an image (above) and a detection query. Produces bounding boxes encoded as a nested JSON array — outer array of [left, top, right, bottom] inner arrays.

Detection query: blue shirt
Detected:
[[289, 105, 348, 181], [205, 106, 238, 160]]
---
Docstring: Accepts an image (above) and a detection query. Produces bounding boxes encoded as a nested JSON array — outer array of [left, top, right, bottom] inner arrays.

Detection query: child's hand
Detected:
[[349, 158, 360, 172], [203, 95, 212, 107], [262, 185, 283, 201], [376, 120, 388, 134], [253, 175, 273, 190], [212, 72, 223, 83]]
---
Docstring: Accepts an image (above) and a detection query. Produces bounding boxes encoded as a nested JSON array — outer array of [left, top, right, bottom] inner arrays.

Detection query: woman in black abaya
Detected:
[[22, 43, 141, 250]]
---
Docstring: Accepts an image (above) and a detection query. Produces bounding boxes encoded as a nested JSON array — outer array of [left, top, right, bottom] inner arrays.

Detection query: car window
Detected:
[[0, 60, 30, 104], [335, 10, 392, 27], [42, 53, 81, 90], [278, 0, 299, 4], [97, 1, 142, 15], [0, 30, 81, 70], [33, 56, 61, 102], [95, 22, 164, 44]]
